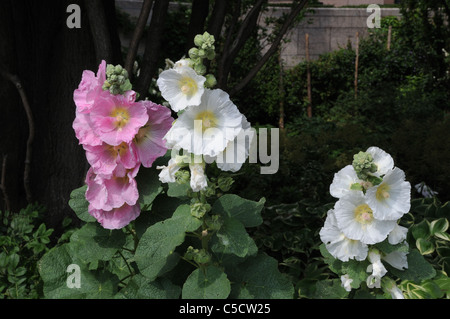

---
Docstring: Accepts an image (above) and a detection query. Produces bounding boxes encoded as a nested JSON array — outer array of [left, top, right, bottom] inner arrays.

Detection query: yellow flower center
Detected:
[[179, 77, 198, 96], [354, 204, 374, 224], [195, 111, 217, 132], [107, 142, 129, 158], [134, 124, 151, 145], [111, 107, 130, 129], [376, 183, 391, 201]]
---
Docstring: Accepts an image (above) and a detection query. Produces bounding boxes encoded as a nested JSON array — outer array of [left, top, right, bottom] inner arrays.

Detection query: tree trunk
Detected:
[[0, 0, 120, 229], [185, 0, 210, 54], [135, 0, 170, 100]]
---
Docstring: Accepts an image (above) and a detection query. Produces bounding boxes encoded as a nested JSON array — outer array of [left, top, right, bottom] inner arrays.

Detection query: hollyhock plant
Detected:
[[72, 110, 103, 146], [156, 66, 206, 112], [164, 88, 244, 158], [319, 147, 416, 297], [319, 209, 368, 262], [132, 100, 174, 168], [365, 167, 411, 221], [88, 203, 141, 230], [73, 60, 106, 113], [85, 165, 139, 212], [83, 142, 140, 177], [90, 93, 149, 146], [334, 192, 396, 245]]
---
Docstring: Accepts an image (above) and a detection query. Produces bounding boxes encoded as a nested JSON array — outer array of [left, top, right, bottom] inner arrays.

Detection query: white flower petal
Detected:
[[329, 165, 361, 199], [366, 146, 394, 177]]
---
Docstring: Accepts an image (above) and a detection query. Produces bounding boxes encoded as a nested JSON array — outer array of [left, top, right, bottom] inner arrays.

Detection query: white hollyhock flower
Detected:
[[366, 167, 411, 221], [334, 192, 396, 245], [340, 274, 353, 292], [164, 89, 244, 157], [189, 163, 208, 192], [319, 210, 368, 262], [382, 244, 409, 271], [329, 165, 361, 199], [366, 146, 394, 177], [156, 66, 206, 112], [205, 116, 255, 172], [366, 250, 387, 289], [388, 224, 408, 245], [156, 155, 188, 183]]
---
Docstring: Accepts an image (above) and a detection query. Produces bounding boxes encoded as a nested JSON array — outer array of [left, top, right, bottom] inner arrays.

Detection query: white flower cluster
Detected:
[[155, 35, 254, 192], [320, 147, 411, 297]]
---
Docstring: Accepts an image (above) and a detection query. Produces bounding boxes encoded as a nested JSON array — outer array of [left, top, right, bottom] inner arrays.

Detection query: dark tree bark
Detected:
[[134, 0, 170, 100], [217, 0, 265, 91], [185, 0, 210, 54], [125, 0, 154, 76], [207, 0, 228, 42], [0, 0, 121, 229]]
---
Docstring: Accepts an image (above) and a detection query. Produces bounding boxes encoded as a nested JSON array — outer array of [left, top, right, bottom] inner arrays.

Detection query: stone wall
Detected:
[[265, 7, 402, 67]]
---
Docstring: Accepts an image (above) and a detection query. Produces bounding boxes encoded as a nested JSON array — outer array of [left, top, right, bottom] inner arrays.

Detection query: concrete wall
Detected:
[[264, 7, 402, 67], [319, 0, 395, 6]]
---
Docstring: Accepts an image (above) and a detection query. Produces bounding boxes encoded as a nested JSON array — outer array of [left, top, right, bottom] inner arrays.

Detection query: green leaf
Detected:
[[69, 223, 126, 265], [435, 232, 450, 241], [430, 218, 449, 235], [411, 219, 431, 240], [167, 182, 190, 199], [416, 238, 435, 255], [38, 244, 119, 298], [135, 205, 201, 281], [182, 265, 231, 299], [313, 279, 349, 299], [212, 194, 265, 227], [211, 217, 258, 258], [228, 253, 294, 299], [136, 167, 163, 211], [68, 185, 96, 223], [117, 274, 181, 299], [388, 249, 436, 282]]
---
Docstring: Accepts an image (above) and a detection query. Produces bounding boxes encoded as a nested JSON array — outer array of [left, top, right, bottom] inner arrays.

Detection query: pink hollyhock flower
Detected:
[[90, 93, 149, 146], [73, 110, 103, 146], [73, 60, 106, 113], [88, 203, 140, 230], [133, 101, 174, 167], [85, 165, 140, 211], [84, 141, 140, 177]]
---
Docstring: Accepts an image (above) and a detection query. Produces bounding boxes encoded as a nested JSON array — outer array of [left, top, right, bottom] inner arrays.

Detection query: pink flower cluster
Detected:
[[73, 61, 173, 229]]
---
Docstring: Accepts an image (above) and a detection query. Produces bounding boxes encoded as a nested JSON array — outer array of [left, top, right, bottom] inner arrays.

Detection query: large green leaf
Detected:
[[135, 205, 202, 280], [228, 253, 294, 299], [38, 244, 119, 299], [388, 249, 436, 282], [212, 194, 265, 227], [181, 265, 230, 299], [211, 217, 257, 258], [136, 167, 163, 211], [69, 223, 126, 266], [116, 274, 181, 299], [68, 185, 96, 223], [313, 279, 349, 299]]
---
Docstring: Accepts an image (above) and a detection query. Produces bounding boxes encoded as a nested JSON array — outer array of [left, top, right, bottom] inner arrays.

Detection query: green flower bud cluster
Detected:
[[352, 151, 378, 180], [187, 32, 217, 88], [190, 201, 211, 219], [175, 169, 190, 185], [184, 246, 211, 265], [103, 64, 133, 95]]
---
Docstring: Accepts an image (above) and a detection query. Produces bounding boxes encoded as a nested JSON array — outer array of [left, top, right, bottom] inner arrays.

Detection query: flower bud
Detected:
[[194, 34, 204, 47], [204, 74, 217, 88], [189, 47, 199, 59]]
